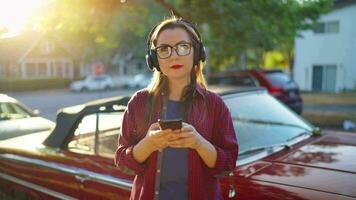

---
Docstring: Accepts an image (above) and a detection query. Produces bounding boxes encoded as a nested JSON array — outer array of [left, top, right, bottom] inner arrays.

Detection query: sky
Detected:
[[0, 0, 48, 37]]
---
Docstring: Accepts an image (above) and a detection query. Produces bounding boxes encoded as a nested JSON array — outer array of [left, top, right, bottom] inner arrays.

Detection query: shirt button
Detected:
[[157, 169, 161, 173], [155, 191, 159, 195]]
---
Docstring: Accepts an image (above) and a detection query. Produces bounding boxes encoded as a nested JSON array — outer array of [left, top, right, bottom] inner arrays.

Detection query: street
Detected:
[[8, 88, 136, 121]]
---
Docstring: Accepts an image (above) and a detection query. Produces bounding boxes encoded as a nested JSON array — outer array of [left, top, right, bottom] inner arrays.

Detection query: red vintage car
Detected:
[[0, 88, 355, 200]]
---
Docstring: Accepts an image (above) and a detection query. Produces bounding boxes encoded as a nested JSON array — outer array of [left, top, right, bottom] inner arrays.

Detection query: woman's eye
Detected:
[[178, 43, 190, 50], [157, 46, 169, 53]]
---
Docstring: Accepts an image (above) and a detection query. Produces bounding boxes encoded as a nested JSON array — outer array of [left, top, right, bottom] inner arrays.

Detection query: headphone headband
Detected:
[[145, 19, 206, 72]]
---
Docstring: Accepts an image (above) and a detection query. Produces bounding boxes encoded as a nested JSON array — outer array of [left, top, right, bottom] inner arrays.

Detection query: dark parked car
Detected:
[[0, 94, 54, 140], [0, 88, 355, 200], [209, 69, 303, 114]]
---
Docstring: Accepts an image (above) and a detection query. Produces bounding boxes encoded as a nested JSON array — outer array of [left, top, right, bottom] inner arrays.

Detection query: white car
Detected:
[[0, 94, 55, 140], [125, 73, 152, 89], [70, 75, 114, 92]]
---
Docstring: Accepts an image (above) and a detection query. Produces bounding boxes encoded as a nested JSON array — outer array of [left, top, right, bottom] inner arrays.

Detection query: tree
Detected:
[[153, 0, 333, 71], [37, 0, 166, 72]]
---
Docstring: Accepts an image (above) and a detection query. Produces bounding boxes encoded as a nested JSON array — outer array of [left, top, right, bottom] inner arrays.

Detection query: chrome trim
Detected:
[[0, 172, 78, 200], [236, 134, 311, 167], [0, 154, 133, 191]]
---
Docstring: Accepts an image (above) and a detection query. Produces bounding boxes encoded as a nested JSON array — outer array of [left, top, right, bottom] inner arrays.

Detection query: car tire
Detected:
[[81, 87, 88, 92]]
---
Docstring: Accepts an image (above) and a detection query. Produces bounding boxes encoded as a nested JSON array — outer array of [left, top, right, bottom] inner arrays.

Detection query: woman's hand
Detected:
[[168, 122, 205, 150], [145, 122, 173, 151], [168, 122, 218, 168]]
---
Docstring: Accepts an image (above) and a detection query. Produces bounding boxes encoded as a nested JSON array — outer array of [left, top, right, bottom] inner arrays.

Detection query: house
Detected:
[[0, 32, 75, 80], [293, 0, 356, 92]]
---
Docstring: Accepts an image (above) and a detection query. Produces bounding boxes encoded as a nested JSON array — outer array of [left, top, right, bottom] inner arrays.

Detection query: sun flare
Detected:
[[0, 0, 46, 36]]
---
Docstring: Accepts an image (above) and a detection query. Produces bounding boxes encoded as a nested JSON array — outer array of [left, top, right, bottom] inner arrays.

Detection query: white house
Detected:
[[293, 0, 356, 92], [0, 33, 75, 80]]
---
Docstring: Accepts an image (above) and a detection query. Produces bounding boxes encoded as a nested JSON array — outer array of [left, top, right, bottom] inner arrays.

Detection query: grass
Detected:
[[301, 92, 356, 105], [300, 92, 356, 131], [302, 111, 356, 130]]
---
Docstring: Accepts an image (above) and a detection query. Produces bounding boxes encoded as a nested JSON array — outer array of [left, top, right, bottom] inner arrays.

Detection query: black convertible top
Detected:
[[43, 96, 130, 148]]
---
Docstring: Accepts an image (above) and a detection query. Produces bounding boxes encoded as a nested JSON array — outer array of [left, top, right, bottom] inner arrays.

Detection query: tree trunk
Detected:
[[239, 51, 247, 70]]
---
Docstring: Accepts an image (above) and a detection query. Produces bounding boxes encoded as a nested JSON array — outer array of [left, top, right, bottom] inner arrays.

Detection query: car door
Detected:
[[65, 111, 132, 199]]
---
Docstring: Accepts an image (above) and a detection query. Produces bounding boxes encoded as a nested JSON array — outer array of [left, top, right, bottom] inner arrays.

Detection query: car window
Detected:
[[0, 102, 31, 120], [224, 92, 313, 159], [68, 111, 124, 158], [209, 75, 257, 87], [265, 72, 293, 87]]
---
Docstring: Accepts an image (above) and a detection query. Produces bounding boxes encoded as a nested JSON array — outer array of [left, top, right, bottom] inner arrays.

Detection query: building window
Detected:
[[65, 61, 71, 78], [38, 62, 47, 77], [26, 63, 36, 78], [313, 21, 339, 34], [312, 65, 337, 92], [55, 61, 63, 77], [41, 41, 55, 55]]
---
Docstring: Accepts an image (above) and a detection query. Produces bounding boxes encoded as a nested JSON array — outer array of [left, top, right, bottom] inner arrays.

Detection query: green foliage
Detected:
[[159, 0, 333, 70], [0, 78, 71, 91], [33, 0, 333, 71]]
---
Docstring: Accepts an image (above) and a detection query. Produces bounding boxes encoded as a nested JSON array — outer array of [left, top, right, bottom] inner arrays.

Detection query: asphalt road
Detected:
[[8, 88, 356, 123], [8, 88, 137, 121]]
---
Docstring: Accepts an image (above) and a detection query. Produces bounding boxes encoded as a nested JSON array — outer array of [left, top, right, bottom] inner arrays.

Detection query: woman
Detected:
[[115, 16, 238, 200]]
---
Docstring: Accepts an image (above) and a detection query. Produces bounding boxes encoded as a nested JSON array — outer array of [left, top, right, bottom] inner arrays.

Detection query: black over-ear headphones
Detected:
[[145, 19, 206, 72]]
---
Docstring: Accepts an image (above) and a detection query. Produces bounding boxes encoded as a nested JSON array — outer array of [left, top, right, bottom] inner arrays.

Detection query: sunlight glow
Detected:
[[0, 0, 46, 35]]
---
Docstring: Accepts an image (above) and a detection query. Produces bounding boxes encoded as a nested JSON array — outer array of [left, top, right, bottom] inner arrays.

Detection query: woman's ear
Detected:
[[194, 64, 199, 73]]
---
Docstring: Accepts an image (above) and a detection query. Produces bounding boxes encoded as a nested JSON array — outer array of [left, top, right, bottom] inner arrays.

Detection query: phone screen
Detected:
[[158, 119, 182, 130]]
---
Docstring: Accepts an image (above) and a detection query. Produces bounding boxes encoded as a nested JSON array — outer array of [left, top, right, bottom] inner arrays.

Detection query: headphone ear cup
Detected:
[[193, 43, 206, 65], [145, 54, 154, 71], [200, 45, 206, 62], [146, 49, 160, 72], [151, 50, 160, 71]]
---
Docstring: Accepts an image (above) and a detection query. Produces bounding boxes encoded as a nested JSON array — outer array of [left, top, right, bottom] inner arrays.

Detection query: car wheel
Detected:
[[81, 87, 88, 92]]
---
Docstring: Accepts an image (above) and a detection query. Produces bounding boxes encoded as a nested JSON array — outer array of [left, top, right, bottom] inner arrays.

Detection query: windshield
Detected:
[[265, 72, 297, 88], [223, 91, 314, 159]]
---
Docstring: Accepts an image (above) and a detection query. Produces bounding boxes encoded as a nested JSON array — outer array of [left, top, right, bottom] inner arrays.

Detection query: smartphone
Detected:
[[158, 118, 182, 130]]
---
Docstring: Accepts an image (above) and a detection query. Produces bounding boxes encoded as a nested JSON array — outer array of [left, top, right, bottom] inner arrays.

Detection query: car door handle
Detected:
[[75, 174, 88, 183]]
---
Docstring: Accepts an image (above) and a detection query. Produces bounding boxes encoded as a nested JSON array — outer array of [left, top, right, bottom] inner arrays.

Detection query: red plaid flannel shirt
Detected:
[[115, 84, 238, 200]]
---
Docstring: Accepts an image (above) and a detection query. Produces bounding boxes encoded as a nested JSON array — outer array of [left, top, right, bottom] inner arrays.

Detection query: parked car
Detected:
[[124, 73, 152, 89], [0, 94, 54, 140], [70, 75, 114, 92], [1, 88, 355, 200], [209, 69, 303, 114]]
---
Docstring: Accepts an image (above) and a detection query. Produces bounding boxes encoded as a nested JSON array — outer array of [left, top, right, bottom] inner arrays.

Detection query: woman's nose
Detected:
[[170, 48, 179, 58]]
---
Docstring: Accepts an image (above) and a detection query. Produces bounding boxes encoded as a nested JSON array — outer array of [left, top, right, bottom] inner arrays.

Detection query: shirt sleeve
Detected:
[[114, 93, 147, 175], [206, 96, 238, 176]]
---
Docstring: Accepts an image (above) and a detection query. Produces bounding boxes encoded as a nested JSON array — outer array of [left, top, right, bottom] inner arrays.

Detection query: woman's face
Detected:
[[156, 27, 194, 83]]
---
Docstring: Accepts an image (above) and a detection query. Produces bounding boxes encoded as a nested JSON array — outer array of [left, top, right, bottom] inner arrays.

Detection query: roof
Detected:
[[0, 32, 41, 63], [43, 87, 266, 148], [0, 31, 79, 63], [334, 0, 356, 8]]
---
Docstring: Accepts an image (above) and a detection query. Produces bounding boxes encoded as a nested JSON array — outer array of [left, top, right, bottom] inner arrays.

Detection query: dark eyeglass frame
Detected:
[[155, 42, 193, 59]]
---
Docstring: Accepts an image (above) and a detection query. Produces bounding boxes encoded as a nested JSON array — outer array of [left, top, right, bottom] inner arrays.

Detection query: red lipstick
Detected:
[[171, 64, 183, 69]]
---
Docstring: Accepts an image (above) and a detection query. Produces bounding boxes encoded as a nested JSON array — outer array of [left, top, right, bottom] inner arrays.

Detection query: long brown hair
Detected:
[[144, 16, 207, 126]]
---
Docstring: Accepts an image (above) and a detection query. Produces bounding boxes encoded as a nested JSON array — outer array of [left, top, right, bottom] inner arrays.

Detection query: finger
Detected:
[[173, 129, 181, 134], [168, 140, 183, 147], [181, 126, 192, 132], [169, 141, 188, 148], [182, 122, 190, 126], [157, 129, 173, 137], [149, 122, 160, 131], [169, 144, 186, 148]]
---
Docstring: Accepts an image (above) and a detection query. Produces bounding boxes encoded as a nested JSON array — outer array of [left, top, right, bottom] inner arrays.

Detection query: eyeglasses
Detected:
[[155, 42, 193, 59]]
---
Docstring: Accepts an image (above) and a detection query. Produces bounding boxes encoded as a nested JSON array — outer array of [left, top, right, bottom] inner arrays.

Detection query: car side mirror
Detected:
[[33, 109, 40, 116]]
